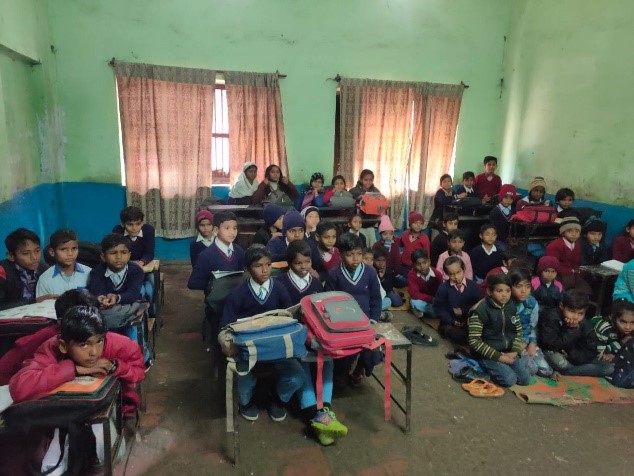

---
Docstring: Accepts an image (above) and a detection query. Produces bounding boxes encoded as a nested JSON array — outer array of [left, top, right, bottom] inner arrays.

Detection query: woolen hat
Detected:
[[559, 216, 581, 234], [582, 218, 607, 234], [195, 210, 214, 226], [378, 215, 394, 233], [536, 256, 561, 275], [263, 204, 286, 229], [282, 210, 305, 235], [300, 206, 319, 219], [498, 184, 517, 201], [529, 176, 547, 191], [408, 211, 424, 225]]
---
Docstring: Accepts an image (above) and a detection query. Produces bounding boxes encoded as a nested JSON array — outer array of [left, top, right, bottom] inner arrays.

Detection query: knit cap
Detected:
[[195, 210, 214, 226], [300, 206, 319, 219], [498, 184, 517, 201], [529, 176, 547, 191], [582, 217, 607, 234], [262, 204, 285, 230], [536, 256, 561, 275], [282, 210, 305, 235], [559, 216, 581, 235], [408, 211, 424, 226], [378, 215, 394, 233]]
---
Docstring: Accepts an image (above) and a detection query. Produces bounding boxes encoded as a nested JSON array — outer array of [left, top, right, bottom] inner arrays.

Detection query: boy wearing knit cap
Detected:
[[489, 184, 517, 242], [545, 216, 592, 292], [190, 210, 215, 266], [580, 218, 609, 266], [474, 156, 501, 203], [532, 256, 564, 309], [372, 215, 405, 287], [254, 204, 285, 246], [400, 211, 431, 272], [517, 176, 551, 211], [267, 209, 306, 262]]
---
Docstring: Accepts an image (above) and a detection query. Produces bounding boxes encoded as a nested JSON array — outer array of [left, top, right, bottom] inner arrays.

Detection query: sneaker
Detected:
[[316, 429, 336, 446], [311, 408, 348, 437], [379, 310, 393, 322], [239, 402, 259, 421], [268, 399, 287, 422]]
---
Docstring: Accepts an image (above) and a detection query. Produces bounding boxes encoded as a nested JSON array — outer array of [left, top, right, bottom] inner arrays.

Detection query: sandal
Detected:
[[461, 379, 504, 398], [460, 379, 490, 392], [403, 329, 438, 346]]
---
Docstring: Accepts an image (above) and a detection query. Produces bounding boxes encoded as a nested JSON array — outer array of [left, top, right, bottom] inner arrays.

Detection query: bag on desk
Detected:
[[263, 190, 294, 207], [357, 192, 390, 215], [328, 190, 356, 208], [510, 206, 557, 223]]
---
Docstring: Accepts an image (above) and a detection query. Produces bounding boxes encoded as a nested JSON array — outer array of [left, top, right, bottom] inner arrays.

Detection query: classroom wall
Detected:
[[499, 0, 634, 205], [46, 0, 512, 184]]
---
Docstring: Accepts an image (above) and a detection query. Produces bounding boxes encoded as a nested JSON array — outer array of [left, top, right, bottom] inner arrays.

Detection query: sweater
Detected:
[[0, 324, 58, 385], [372, 237, 402, 277], [187, 242, 245, 290], [277, 272, 324, 306], [430, 232, 449, 266], [349, 183, 381, 200], [579, 239, 609, 266], [252, 180, 299, 204], [590, 315, 623, 355], [474, 173, 501, 200], [433, 279, 482, 327], [469, 244, 504, 280], [515, 296, 539, 344], [538, 308, 599, 365], [189, 237, 214, 266], [400, 230, 431, 268], [431, 189, 455, 222], [0, 259, 48, 310], [468, 297, 523, 360], [611, 236, 634, 263], [377, 267, 396, 294], [613, 259, 634, 302], [407, 267, 442, 303], [220, 278, 293, 328], [326, 264, 382, 322], [340, 230, 366, 249], [531, 276, 564, 309], [112, 223, 155, 265], [9, 332, 144, 415], [436, 251, 474, 280], [318, 247, 342, 272], [88, 262, 144, 305], [488, 205, 513, 242], [545, 238, 581, 277]]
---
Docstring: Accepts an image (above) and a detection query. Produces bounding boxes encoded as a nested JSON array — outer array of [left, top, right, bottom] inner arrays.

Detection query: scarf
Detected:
[[229, 162, 259, 198]]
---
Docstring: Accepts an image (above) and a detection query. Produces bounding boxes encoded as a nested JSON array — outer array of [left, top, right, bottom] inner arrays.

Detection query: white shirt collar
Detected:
[[482, 244, 497, 255], [563, 238, 575, 250], [124, 229, 143, 240], [418, 268, 436, 281], [196, 233, 214, 246], [105, 264, 128, 279], [250, 278, 271, 297], [464, 186, 474, 193], [288, 269, 311, 290], [215, 239, 234, 257]]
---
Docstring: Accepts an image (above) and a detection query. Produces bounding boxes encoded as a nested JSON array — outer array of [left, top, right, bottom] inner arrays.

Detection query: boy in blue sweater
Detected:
[[221, 245, 302, 422], [277, 240, 323, 304], [188, 211, 245, 291], [267, 209, 306, 262], [327, 233, 382, 386], [469, 223, 504, 281], [112, 206, 155, 267]]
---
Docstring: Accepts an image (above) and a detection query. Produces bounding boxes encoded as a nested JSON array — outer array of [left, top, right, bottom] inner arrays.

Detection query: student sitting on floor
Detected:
[[400, 211, 431, 275], [373, 246, 401, 319], [555, 187, 575, 214], [580, 218, 609, 266], [430, 212, 459, 265], [510, 268, 556, 378], [220, 245, 302, 422], [468, 273, 531, 387], [188, 211, 245, 290], [591, 300, 634, 364], [436, 229, 474, 281], [112, 206, 155, 268], [474, 156, 501, 204], [484, 248, 524, 279], [0, 289, 98, 385], [301, 172, 325, 209], [539, 290, 613, 377], [251, 164, 299, 205], [532, 256, 565, 310], [430, 174, 456, 224], [433, 256, 481, 345], [314, 222, 341, 272], [267, 209, 306, 262], [516, 176, 551, 210], [301, 206, 320, 242], [189, 210, 215, 266], [276, 240, 348, 445], [469, 223, 504, 282], [0, 228, 47, 311], [9, 305, 144, 418], [35, 229, 90, 302], [408, 249, 442, 319], [612, 337, 634, 389], [228, 162, 259, 205], [613, 258, 634, 302], [545, 216, 591, 293], [372, 215, 405, 287], [488, 184, 518, 243], [611, 219, 634, 264], [454, 171, 478, 198], [253, 204, 285, 246]]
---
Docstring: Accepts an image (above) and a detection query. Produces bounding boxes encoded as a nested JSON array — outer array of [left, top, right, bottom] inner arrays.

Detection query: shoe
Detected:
[[268, 399, 287, 422], [316, 429, 336, 446], [239, 402, 259, 421], [311, 408, 348, 437], [144, 358, 154, 373], [379, 311, 393, 322], [403, 329, 438, 346]]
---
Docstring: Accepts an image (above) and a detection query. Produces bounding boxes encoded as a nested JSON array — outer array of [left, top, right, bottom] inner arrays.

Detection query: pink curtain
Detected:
[[225, 72, 288, 184], [115, 62, 215, 238]]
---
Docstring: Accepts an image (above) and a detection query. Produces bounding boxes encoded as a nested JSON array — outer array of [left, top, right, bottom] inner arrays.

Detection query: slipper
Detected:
[[403, 329, 438, 346], [401, 325, 423, 334], [466, 382, 504, 398]]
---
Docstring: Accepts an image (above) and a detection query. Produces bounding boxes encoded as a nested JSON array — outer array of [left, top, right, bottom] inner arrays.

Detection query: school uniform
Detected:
[[430, 232, 449, 266], [432, 278, 481, 344], [531, 276, 564, 309], [408, 267, 442, 315], [612, 235, 634, 263], [88, 263, 144, 305], [326, 263, 381, 322], [474, 173, 501, 200], [545, 237, 581, 277], [0, 259, 48, 311], [400, 230, 431, 269], [341, 230, 367, 249], [372, 237, 402, 279], [189, 234, 214, 266], [436, 251, 474, 281], [277, 272, 324, 305], [35, 263, 91, 297], [489, 204, 514, 242], [187, 241, 245, 290], [469, 244, 504, 280], [431, 189, 455, 222], [112, 223, 155, 265], [454, 185, 478, 198], [317, 247, 342, 272]]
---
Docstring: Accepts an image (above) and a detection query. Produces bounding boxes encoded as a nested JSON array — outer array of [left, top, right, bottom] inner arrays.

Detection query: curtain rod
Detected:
[[108, 58, 286, 78], [329, 74, 469, 88]]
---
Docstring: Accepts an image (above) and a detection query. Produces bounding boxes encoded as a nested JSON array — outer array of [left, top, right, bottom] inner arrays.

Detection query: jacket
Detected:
[[538, 308, 599, 365], [468, 297, 523, 360], [0, 259, 48, 311]]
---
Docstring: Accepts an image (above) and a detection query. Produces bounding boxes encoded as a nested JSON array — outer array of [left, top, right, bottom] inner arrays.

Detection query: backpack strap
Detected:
[[365, 336, 392, 421], [316, 350, 325, 409]]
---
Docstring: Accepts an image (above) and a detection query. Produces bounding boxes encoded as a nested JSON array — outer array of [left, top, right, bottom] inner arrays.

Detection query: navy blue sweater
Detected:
[[579, 238, 609, 266], [112, 224, 155, 265], [188, 242, 245, 290], [469, 244, 504, 280], [433, 279, 482, 327], [431, 232, 449, 266], [220, 278, 293, 328], [488, 205, 513, 242], [326, 264, 381, 322], [88, 263, 144, 305], [277, 273, 324, 306]]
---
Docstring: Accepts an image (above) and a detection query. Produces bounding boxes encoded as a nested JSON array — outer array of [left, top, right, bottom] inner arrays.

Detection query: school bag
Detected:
[[218, 309, 307, 375], [558, 207, 603, 225], [357, 192, 390, 215], [510, 206, 558, 223], [328, 190, 356, 208], [300, 291, 393, 420], [263, 189, 294, 207]]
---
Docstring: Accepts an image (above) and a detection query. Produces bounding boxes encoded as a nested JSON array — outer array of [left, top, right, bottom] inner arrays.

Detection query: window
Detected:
[[212, 85, 230, 184]]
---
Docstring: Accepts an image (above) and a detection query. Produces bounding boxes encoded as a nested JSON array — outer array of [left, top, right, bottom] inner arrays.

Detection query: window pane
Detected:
[[212, 87, 230, 183]]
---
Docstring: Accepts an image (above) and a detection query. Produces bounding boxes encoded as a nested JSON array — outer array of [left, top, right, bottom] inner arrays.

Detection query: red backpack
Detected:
[[510, 206, 558, 223], [357, 193, 390, 215], [300, 292, 392, 420]]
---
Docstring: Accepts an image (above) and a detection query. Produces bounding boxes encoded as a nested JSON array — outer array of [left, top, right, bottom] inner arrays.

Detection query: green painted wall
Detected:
[[0, 0, 58, 202], [47, 0, 512, 185], [500, 0, 634, 205]]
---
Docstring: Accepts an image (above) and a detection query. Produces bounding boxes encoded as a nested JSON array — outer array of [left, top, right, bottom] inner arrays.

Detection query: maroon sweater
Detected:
[[545, 237, 581, 276], [373, 237, 402, 277], [612, 236, 634, 263], [407, 267, 443, 303], [475, 173, 501, 199], [400, 231, 431, 268]]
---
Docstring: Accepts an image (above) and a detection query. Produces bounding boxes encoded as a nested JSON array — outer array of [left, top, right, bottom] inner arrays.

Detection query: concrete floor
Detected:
[[117, 263, 634, 476]]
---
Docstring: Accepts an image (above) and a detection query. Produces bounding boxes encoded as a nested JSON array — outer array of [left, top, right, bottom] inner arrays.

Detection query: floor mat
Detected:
[[511, 375, 634, 406]]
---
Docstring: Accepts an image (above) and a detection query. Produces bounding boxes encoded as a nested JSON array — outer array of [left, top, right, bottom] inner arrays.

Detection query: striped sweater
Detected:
[[468, 296, 524, 360], [590, 315, 622, 355]]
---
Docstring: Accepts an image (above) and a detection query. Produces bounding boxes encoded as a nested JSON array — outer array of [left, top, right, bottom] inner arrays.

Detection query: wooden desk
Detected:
[[509, 221, 560, 254], [578, 265, 620, 315]]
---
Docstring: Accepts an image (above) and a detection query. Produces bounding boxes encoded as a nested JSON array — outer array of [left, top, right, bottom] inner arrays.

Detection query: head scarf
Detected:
[[229, 162, 259, 198]]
